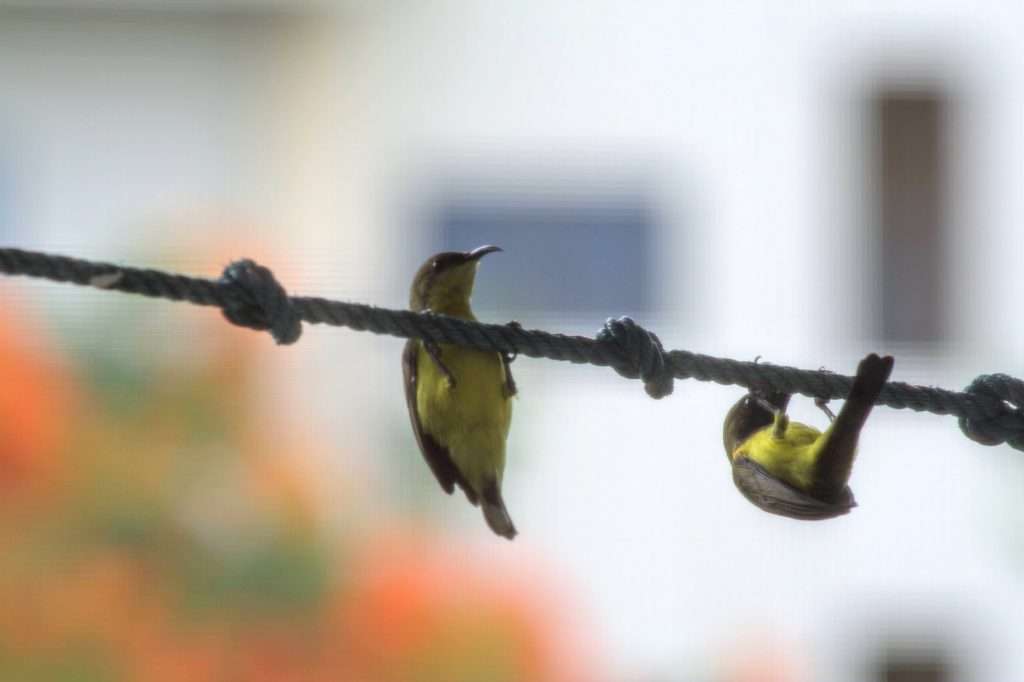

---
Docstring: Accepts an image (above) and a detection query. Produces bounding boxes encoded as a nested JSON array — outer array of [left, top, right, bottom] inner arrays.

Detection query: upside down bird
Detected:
[[403, 246, 518, 539], [722, 353, 895, 520]]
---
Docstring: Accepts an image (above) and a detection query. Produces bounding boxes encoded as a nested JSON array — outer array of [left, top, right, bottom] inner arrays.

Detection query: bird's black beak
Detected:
[[757, 390, 792, 413], [466, 245, 503, 261]]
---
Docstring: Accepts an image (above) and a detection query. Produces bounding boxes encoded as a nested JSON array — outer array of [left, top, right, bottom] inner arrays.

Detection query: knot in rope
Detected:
[[958, 373, 1024, 450], [219, 259, 302, 345], [596, 316, 673, 399], [11, 244, 1024, 455]]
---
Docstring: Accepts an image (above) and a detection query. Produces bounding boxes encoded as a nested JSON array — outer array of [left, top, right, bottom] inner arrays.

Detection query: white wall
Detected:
[[321, 3, 1024, 678], [3, 2, 1023, 679]]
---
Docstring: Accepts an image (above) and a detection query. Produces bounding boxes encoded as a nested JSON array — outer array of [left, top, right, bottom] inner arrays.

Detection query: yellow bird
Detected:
[[402, 245, 518, 539], [722, 353, 894, 520]]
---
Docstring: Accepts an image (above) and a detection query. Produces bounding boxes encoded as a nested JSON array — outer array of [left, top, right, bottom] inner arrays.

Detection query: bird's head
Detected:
[[409, 245, 502, 313], [722, 389, 791, 460]]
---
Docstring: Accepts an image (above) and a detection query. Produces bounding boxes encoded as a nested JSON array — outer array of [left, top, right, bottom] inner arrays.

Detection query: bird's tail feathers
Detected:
[[831, 353, 894, 439], [481, 483, 517, 540], [814, 353, 894, 498], [846, 353, 895, 412]]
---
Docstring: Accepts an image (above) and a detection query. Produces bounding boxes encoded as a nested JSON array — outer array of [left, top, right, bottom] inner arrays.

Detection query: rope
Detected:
[[2, 246, 1022, 451]]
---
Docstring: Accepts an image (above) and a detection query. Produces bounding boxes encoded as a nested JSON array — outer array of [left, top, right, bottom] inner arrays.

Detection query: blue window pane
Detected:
[[431, 195, 655, 319]]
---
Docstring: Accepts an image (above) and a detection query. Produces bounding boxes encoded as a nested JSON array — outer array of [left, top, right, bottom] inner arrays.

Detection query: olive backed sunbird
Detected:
[[402, 245, 518, 539], [722, 353, 894, 520]]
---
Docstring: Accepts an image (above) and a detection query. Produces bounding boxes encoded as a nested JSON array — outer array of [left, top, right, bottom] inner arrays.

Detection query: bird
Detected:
[[722, 353, 894, 520], [402, 245, 518, 539]]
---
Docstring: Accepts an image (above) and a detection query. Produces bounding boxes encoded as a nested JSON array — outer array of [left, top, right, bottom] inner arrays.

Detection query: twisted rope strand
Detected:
[[2, 246, 1022, 450]]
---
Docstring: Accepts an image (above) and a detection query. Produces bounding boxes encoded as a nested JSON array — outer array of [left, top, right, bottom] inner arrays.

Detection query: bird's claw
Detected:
[[503, 320, 523, 363], [815, 397, 836, 422], [500, 321, 522, 398]]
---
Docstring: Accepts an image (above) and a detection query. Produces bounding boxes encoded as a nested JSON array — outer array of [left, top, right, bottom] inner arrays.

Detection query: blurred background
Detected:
[[0, 1, 1022, 680]]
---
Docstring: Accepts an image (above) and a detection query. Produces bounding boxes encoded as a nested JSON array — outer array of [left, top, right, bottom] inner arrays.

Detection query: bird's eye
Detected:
[[431, 259, 440, 270]]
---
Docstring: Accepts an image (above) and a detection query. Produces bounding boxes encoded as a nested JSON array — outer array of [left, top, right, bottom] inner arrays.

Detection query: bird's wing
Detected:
[[732, 456, 855, 521], [402, 339, 478, 504]]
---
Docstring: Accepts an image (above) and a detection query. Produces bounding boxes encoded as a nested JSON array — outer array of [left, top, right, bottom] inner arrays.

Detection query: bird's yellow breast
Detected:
[[415, 341, 512, 492], [733, 421, 822, 491]]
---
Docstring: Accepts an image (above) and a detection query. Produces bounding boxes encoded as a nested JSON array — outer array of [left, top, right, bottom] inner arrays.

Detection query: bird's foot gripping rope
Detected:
[[3, 245, 1024, 451]]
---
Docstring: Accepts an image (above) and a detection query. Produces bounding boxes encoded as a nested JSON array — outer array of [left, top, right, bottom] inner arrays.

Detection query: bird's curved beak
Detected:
[[466, 245, 503, 261], [758, 391, 792, 413]]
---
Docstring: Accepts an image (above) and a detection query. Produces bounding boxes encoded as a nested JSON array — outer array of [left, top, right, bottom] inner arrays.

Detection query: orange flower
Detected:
[[0, 292, 77, 498], [328, 535, 596, 682]]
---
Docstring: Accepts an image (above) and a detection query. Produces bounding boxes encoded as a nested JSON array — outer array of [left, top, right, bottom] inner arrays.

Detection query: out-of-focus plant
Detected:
[[330, 535, 589, 682], [0, 278, 591, 682]]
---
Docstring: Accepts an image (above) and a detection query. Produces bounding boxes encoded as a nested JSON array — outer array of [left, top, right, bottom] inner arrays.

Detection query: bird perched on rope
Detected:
[[402, 245, 518, 539], [722, 353, 894, 520]]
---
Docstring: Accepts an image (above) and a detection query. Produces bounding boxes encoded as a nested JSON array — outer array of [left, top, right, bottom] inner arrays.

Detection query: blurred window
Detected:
[[428, 186, 656, 320], [872, 647, 954, 682], [872, 89, 950, 344]]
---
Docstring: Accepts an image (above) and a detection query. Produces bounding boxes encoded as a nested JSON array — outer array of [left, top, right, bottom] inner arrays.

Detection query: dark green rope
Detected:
[[1, 246, 1021, 450]]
